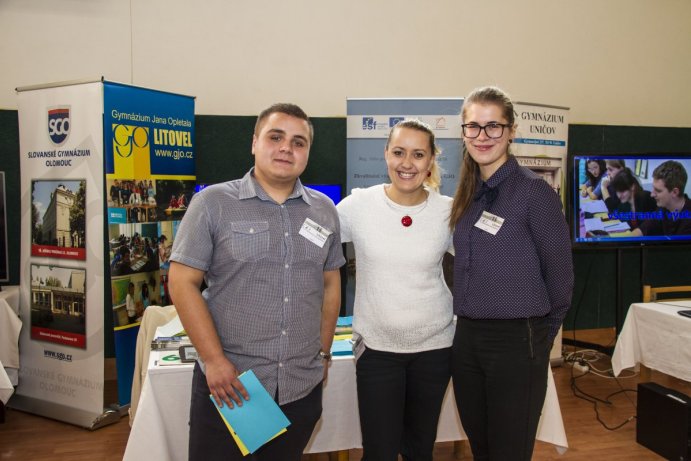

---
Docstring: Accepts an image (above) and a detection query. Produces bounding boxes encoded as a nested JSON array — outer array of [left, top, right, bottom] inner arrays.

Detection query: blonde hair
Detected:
[[386, 119, 443, 191], [449, 86, 515, 229]]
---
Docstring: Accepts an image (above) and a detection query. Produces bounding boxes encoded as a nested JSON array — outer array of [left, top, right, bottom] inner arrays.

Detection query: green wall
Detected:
[[195, 115, 346, 186], [3, 109, 691, 351], [0, 110, 20, 286]]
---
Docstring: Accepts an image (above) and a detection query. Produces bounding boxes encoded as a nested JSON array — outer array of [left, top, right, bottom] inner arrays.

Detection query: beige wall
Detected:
[[2, 0, 690, 127]]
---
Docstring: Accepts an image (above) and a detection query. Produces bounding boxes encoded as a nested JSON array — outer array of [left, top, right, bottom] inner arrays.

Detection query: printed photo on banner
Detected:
[[515, 156, 564, 199], [31, 179, 86, 260], [109, 219, 180, 327], [156, 179, 195, 220], [111, 271, 161, 327], [156, 219, 178, 307], [30, 264, 87, 349], [108, 222, 160, 276], [107, 178, 158, 223], [107, 178, 195, 224]]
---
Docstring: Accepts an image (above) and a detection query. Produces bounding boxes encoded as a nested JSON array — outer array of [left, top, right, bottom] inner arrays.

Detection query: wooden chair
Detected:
[[642, 284, 691, 302]]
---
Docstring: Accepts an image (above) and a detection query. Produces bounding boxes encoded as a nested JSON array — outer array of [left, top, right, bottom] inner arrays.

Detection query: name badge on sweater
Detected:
[[474, 211, 504, 235], [299, 218, 332, 248]]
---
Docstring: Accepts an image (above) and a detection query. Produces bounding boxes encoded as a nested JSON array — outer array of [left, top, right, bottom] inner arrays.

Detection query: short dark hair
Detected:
[[254, 103, 313, 142], [653, 160, 688, 195]]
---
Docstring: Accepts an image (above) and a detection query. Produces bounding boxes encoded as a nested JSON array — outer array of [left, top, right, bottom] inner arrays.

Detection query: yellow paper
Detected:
[[213, 402, 249, 455], [211, 395, 288, 456]]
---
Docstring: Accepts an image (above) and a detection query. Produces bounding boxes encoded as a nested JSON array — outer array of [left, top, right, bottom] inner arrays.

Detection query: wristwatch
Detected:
[[319, 350, 332, 362]]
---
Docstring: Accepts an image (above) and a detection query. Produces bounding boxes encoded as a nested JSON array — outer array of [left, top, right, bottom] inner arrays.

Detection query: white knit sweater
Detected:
[[337, 184, 455, 353]]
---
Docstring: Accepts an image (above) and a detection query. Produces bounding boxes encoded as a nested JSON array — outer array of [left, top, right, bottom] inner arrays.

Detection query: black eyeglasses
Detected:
[[461, 123, 511, 139]]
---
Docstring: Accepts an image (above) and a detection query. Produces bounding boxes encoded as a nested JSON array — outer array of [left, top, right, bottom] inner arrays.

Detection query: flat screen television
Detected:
[[570, 154, 691, 245], [304, 184, 343, 205]]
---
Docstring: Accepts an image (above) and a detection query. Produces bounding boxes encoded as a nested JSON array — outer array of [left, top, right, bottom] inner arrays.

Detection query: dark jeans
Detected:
[[356, 346, 451, 461], [188, 362, 322, 461], [451, 316, 550, 461]]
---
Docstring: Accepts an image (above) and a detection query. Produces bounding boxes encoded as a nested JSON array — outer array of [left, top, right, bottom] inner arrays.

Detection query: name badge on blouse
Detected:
[[299, 218, 332, 248], [474, 211, 504, 235]]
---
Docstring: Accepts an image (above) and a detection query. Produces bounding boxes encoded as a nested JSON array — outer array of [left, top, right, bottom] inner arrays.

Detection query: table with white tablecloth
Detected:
[[0, 286, 21, 386], [124, 352, 567, 460], [612, 300, 691, 382]]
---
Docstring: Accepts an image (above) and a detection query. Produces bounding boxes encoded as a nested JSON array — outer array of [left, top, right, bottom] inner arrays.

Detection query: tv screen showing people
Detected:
[[572, 155, 691, 244]]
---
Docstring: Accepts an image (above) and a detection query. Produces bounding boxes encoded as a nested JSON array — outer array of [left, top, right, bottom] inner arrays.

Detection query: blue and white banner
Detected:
[[104, 82, 195, 180], [103, 81, 195, 407], [346, 98, 463, 198]]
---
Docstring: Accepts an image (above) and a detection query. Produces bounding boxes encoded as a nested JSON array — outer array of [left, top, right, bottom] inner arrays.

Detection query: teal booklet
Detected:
[[210, 370, 291, 454]]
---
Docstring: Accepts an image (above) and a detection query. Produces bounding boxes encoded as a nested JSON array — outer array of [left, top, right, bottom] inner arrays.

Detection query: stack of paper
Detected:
[[602, 220, 630, 232], [211, 370, 291, 455], [584, 218, 606, 232], [152, 316, 190, 350], [154, 315, 186, 338], [330, 339, 354, 356], [580, 199, 608, 214], [335, 316, 353, 335], [331, 316, 354, 356]]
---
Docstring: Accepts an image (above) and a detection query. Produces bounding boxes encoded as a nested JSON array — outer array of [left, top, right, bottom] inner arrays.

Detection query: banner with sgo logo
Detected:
[[103, 81, 195, 407], [346, 99, 463, 198], [16, 80, 106, 427]]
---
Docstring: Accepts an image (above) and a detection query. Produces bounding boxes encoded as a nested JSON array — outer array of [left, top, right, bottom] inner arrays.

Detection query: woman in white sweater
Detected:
[[337, 119, 454, 461]]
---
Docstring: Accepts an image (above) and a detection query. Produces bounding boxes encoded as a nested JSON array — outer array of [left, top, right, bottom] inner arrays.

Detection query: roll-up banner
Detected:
[[14, 79, 195, 428], [346, 98, 463, 198], [512, 102, 570, 204], [103, 81, 195, 407], [346, 99, 569, 202], [16, 80, 106, 427]]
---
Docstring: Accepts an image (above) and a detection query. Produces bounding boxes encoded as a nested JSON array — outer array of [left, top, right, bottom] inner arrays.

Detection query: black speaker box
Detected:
[[637, 382, 690, 460]]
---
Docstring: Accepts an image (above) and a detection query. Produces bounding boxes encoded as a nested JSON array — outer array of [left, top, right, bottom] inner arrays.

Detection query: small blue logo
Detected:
[[389, 117, 405, 127], [48, 107, 70, 145], [108, 208, 127, 224], [362, 117, 377, 130]]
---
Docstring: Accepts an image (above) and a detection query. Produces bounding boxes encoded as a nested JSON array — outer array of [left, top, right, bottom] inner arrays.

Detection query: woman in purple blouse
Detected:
[[449, 86, 574, 461]]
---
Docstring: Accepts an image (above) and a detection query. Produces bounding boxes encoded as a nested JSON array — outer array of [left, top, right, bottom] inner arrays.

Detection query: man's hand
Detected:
[[205, 356, 250, 409]]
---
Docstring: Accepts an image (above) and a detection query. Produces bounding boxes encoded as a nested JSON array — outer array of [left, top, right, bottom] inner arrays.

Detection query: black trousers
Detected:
[[451, 316, 550, 461], [188, 362, 323, 461], [356, 346, 451, 461]]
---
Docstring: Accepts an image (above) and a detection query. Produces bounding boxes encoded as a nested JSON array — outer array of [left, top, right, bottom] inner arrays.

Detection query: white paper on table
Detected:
[[603, 221, 630, 232], [584, 218, 606, 232], [580, 200, 609, 214], [154, 315, 185, 338]]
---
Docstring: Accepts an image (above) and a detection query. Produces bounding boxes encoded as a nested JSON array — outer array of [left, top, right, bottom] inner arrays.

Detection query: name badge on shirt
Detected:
[[299, 218, 332, 248], [474, 211, 505, 235]]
